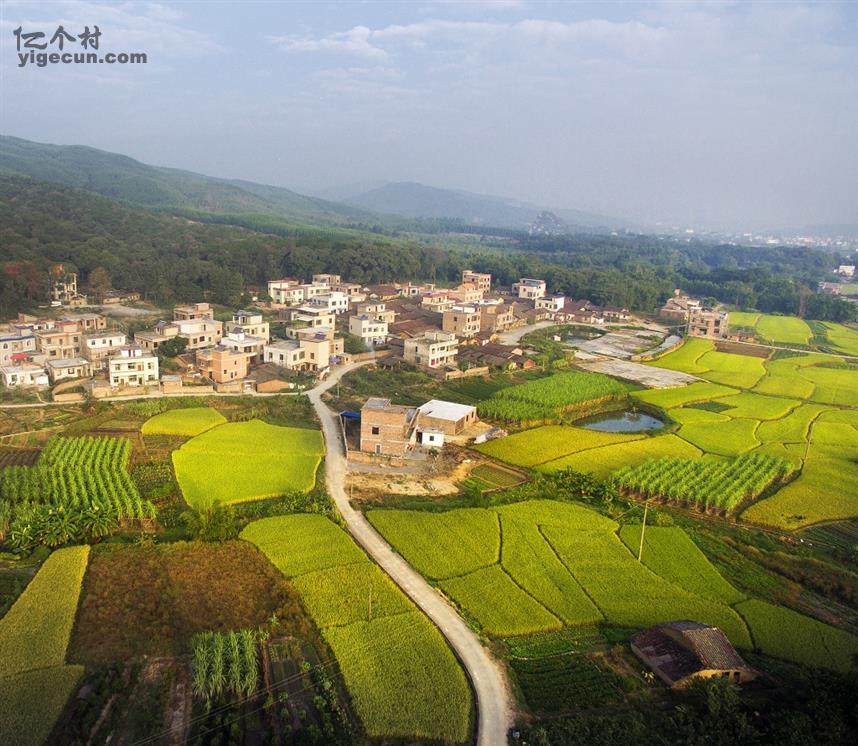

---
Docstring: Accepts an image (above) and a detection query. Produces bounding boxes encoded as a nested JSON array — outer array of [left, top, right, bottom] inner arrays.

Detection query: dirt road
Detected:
[[308, 361, 514, 746]]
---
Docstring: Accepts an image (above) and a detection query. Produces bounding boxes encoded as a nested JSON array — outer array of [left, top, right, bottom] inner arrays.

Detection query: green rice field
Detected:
[[370, 499, 857, 670], [241, 515, 472, 742], [141, 406, 227, 437], [172, 419, 324, 510]]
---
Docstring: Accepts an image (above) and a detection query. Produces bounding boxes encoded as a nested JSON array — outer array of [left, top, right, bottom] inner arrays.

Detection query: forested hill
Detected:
[[0, 135, 378, 229], [1, 174, 854, 323], [0, 175, 457, 315]]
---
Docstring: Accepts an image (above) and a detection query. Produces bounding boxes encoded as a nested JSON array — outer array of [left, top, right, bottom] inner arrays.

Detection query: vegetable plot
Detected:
[[477, 371, 632, 423], [613, 454, 797, 513]]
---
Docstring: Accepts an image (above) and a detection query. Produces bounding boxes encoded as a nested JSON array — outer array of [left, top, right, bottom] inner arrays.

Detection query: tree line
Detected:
[[1, 175, 854, 324]]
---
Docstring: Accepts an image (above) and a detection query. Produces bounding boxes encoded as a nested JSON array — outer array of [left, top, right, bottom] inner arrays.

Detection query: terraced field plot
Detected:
[[373, 499, 858, 670], [819, 322, 858, 356], [241, 515, 472, 743], [632, 381, 737, 409], [141, 406, 227, 436], [755, 315, 812, 346], [474, 425, 644, 468], [173, 420, 324, 509], [0, 546, 90, 746], [537, 433, 700, 477], [736, 599, 858, 672]]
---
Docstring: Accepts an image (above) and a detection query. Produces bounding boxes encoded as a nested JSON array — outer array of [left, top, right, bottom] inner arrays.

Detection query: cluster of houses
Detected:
[[0, 313, 157, 392], [3, 268, 642, 396]]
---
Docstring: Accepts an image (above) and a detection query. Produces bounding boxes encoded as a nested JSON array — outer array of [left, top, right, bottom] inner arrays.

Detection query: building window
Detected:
[[375, 444, 382, 455]]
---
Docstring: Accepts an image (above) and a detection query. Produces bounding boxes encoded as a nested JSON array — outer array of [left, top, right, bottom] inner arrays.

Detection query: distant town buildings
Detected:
[[461, 270, 492, 294], [688, 308, 729, 339], [837, 265, 855, 278]]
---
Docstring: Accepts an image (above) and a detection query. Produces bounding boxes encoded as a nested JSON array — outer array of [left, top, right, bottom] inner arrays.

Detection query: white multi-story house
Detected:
[[285, 306, 336, 329], [404, 331, 458, 369], [231, 310, 270, 341], [263, 339, 308, 370], [82, 330, 127, 368], [0, 363, 49, 388], [535, 296, 566, 314], [0, 328, 36, 366], [268, 279, 330, 305], [513, 278, 547, 300], [108, 345, 159, 387], [220, 329, 266, 364], [349, 315, 389, 346], [309, 291, 349, 315]]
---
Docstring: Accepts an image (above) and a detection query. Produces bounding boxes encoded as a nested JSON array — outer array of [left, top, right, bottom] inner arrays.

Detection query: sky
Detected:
[[1, 0, 857, 232]]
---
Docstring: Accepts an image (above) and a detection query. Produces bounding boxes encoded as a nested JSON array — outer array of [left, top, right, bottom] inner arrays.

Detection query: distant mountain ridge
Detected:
[[342, 180, 633, 232], [0, 135, 632, 234], [0, 135, 376, 228]]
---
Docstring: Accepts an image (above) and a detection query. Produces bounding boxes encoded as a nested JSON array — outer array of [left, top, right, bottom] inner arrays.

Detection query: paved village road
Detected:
[[308, 361, 514, 746]]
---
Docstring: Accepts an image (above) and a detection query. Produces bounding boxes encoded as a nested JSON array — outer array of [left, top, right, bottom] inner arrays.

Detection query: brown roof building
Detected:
[[631, 621, 756, 689]]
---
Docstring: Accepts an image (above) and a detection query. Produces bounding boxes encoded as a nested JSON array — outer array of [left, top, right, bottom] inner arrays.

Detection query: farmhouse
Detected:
[[359, 397, 416, 456], [46, 357, 91, 383], [81, 330, 127, 368], [461, 269, 492, 293], [631, 621, 756, 689], [0, 328, 36, 366], [108, 345, 159, 387], [0, 362, 49, 388], [349, 314, 389, 346], [416, 400, 478, 435], [231, 310, 270, 340], [443, 306, 481, 338], [512, 278, 547, 300], [173, 302, 214, 321], [689, 308, 729, 339], [197, 346, 249, 384], [403, 331, 458, 369]]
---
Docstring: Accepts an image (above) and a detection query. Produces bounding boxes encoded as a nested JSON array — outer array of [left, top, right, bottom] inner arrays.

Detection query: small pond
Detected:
[[574, 410, 665, 433]]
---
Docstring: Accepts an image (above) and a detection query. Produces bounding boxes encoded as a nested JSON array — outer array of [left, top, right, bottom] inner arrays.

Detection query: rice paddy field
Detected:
[[369, 499, 857, 670], [477, 333, 858, 529], [726, 312, 858, 355], [172, 419, 324, 510], [0, 546, 90, 746], [141, 406, 227, 437], [241, 515, 472, 743]]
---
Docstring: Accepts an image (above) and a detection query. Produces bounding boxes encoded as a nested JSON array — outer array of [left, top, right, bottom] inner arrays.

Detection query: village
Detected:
[[0, 265, 740, 463]]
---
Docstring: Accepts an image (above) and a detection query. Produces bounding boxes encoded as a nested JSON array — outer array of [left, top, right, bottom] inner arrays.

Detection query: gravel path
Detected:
[[308, 361, 514, 746]]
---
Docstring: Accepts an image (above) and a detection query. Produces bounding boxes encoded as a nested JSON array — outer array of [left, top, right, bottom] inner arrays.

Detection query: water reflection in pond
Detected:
[[574, 410, 665, 433]]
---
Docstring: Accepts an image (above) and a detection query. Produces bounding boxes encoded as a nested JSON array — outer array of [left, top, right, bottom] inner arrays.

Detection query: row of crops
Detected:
[[477, 371, 631, 422], [191, 630, 260, 703], [0, 436, 155, 551], [613, 454, 798, 513]]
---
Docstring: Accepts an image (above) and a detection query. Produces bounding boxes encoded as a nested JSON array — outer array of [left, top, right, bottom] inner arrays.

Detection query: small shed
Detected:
[[631, 621, 756, 689]]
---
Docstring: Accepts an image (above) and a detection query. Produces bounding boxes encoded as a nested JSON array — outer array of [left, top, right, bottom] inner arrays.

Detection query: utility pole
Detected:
[[638, 500, 649, 563]]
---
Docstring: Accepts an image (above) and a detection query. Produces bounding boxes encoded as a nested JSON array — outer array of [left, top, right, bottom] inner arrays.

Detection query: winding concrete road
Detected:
[[308, 361, 514, 746]]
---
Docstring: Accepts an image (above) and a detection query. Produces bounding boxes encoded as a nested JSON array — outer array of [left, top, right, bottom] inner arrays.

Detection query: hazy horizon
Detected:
[[1, 0, 857, 232]]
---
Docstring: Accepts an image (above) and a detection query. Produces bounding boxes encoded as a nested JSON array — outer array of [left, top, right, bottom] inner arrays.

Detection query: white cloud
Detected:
[[269, 25, 388, 60]]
